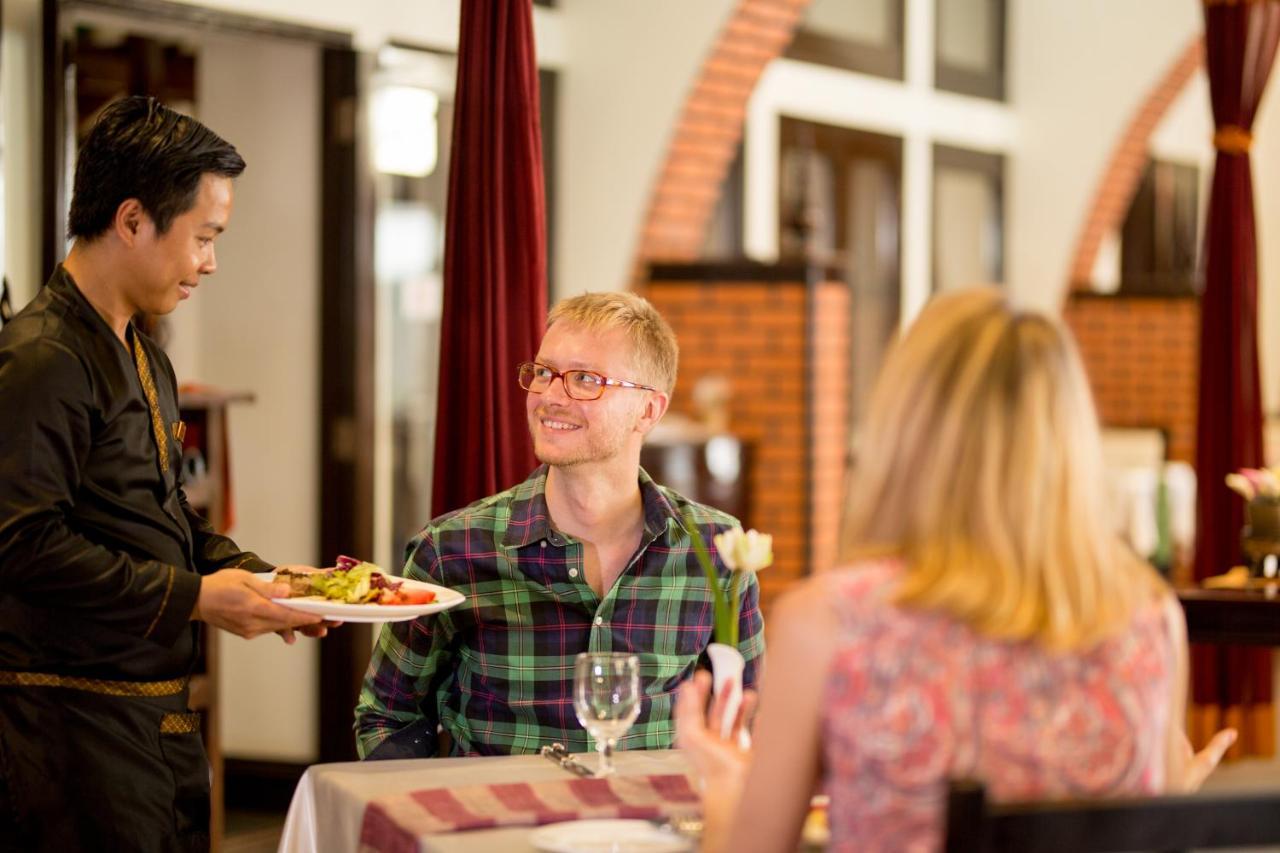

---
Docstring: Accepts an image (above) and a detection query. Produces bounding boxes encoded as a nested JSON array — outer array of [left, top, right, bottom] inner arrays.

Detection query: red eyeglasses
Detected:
[[517, 361, 657, 401]]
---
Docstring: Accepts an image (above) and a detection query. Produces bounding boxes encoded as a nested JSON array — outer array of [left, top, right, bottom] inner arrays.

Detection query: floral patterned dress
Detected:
[[821, 561, 1173, 852]]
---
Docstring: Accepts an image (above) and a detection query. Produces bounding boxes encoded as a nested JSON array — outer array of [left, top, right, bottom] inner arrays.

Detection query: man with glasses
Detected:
[[356, 291, 764, 758]]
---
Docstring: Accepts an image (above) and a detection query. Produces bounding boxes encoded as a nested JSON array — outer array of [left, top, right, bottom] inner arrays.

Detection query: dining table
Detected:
[[278, 748, 697, 853]]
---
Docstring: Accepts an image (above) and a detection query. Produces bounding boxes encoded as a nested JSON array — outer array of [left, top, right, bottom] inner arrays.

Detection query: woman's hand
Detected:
[[1176, 728, 1236, 792], [675, 669, 758, 853], [675, 670, 755, 783]]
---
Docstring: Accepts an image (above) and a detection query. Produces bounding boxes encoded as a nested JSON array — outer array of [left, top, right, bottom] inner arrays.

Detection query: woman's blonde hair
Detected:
[[547, 291, 679, 394], [841, 287, 1163, 650]]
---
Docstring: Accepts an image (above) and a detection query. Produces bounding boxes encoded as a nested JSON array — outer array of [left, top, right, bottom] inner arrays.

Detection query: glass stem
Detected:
[[597, 737, 615, 777]]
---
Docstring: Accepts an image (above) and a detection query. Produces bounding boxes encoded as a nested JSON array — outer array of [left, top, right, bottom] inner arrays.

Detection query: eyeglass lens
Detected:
[[520, 364, 605, 400]]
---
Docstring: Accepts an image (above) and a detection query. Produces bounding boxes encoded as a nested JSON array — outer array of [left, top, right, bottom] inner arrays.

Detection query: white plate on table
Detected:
[[256, 572, 465, 623], [530, 819, 692, 853]]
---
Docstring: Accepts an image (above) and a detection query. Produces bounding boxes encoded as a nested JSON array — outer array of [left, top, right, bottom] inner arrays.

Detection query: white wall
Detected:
[[192, 33, 323, 762], [1005, 0, 1203, 312], [555, 0, 737, 298]]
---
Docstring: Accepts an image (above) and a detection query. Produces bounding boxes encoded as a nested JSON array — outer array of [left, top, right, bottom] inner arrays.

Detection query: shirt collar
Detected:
[[502, 466, 556, 549], [501, 465, 684, 549], [48, 264, 135, 347]]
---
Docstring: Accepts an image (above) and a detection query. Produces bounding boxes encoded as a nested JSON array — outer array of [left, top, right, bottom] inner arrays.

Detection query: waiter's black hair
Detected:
[[67, 96, 246, 240]]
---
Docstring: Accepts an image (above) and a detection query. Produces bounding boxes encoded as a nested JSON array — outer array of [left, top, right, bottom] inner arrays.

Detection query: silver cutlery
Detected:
[[539, 742, 595, 778]]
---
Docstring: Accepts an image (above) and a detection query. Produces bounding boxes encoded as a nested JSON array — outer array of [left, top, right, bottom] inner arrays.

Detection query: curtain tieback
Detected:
[[1214, 124, 1254, 155]]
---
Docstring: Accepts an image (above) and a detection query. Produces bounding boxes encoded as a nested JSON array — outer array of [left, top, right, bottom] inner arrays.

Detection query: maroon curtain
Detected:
[[1191, 0, 1280, 758], [431, 0, 548, 517]]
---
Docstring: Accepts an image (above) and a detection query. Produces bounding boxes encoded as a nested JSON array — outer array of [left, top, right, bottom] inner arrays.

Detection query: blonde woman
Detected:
[[676, 288, 1236, 853]]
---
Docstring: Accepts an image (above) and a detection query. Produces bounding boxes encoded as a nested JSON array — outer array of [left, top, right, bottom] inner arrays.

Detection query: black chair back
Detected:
[[945, 779, 1280, 853]]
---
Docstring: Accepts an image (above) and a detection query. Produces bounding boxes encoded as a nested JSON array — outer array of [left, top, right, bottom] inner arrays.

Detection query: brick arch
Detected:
[[1065, 36, 1204, 292], [632, 0, 813, 272]]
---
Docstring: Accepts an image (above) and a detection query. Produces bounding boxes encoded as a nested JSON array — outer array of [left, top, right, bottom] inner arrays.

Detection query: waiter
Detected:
[[0, 97, 328, 851]]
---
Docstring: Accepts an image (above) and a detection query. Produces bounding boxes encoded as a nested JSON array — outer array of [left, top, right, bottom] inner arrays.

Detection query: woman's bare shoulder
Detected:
[[771, 559, 902, 638]]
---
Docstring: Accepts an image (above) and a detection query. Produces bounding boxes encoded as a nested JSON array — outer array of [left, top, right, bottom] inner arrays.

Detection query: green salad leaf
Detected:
[[308, 562, 379, 604]]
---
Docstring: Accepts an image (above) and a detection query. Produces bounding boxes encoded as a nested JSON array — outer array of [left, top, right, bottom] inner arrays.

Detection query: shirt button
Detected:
[[568, 568, 579, 578], [540, 541, 547, 549], [593, 616, 603, 626]]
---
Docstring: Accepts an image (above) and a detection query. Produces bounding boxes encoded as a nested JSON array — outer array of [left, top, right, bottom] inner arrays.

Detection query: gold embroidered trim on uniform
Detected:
[[144, 564, 177, 640], [0, 670, 186, 697], [131, 335, 171, 473], [160, 712, 202, 734]]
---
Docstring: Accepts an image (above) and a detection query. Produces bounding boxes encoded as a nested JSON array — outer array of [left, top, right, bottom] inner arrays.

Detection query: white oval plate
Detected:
[[256, 572, 465, 623], [529, 819, 692, 853]]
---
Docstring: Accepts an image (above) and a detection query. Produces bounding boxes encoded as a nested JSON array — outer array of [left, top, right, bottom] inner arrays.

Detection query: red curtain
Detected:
[[432, 0, 548, 516], [1191, 0, 1280, 758]]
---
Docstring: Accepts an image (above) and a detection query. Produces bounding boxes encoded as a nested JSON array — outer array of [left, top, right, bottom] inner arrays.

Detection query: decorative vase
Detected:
[[1247, 498, 1280, 539], [706, 642, 750, 748], [1243, 497, 1280, 577]]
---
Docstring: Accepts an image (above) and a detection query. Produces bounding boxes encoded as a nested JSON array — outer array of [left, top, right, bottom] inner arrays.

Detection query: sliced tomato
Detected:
[[399, 588, 436, 605], [377, 588, 436, 606]]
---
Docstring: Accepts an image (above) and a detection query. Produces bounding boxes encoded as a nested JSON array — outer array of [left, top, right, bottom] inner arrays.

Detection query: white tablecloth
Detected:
[[278, 750, 691, 853]]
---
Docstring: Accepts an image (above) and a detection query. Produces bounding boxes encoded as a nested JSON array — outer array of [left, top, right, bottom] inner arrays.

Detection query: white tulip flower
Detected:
[[713, 528, 774, 574], [1260, 469, 1280, 499], [1227, 473, 1256, 500]]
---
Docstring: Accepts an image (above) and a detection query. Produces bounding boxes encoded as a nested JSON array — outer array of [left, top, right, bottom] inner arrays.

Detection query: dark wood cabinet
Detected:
[[641, 431, 751, 524]]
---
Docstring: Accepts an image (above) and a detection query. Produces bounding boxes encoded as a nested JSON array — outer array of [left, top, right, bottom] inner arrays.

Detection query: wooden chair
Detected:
[[944, 779, 1280, 853]]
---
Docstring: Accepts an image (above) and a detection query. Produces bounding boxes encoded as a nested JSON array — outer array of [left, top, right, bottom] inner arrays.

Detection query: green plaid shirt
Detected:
[[354, 465, 764, 758]]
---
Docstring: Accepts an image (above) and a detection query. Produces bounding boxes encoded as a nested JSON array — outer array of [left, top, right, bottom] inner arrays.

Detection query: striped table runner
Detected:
[[358, 773, 700, 853]]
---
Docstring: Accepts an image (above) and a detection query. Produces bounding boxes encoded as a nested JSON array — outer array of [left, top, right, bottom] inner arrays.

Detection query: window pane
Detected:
[[933, 147, 1004, 294], [786, 0, 903, 79], [1118, 158, 1200, 294], [805, 0, 893, 48], [935, 0, 1005, 100], [937, 0, 994, 73], [779, 118, 902, 427]]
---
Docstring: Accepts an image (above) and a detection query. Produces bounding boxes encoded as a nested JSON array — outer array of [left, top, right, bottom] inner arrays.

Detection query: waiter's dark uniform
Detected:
[[0, 266, 272, 852]]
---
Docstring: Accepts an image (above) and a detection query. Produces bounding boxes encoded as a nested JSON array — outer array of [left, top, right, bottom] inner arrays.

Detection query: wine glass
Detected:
[[573, 652, 641, 778]]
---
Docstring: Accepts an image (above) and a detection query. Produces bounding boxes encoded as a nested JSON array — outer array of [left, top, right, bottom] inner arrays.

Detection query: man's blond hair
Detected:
[[841, 287, 1165, 650], [547, 291, 679, 394]]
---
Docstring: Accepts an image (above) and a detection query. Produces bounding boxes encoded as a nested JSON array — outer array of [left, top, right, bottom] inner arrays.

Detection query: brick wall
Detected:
[[810, 282, 851, 578], [1063, 293, 1199, 463], [646, 266, 849, 606]]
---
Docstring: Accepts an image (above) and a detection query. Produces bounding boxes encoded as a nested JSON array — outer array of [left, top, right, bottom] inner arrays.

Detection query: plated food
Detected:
[[276, 558, 436, 606], [262, 556, 464, 623]]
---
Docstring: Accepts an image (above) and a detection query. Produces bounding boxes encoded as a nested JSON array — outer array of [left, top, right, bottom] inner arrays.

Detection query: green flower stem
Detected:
[[683, 508, 734, 646], [726, 569, 743, 648]]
